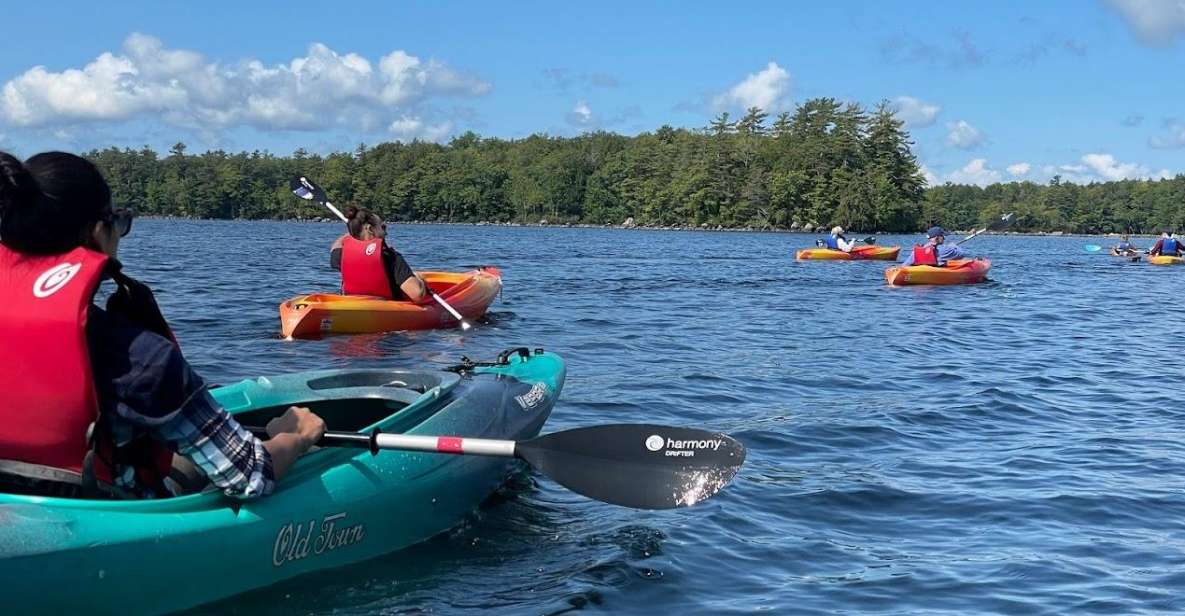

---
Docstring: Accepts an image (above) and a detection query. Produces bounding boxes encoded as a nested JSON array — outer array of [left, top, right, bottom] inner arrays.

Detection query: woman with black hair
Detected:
[[0, 150, 325, 499], [329, 205, 427, 301]]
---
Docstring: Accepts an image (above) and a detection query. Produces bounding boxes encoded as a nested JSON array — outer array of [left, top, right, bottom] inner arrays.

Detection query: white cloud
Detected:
[[1150, 119, 1185, 148], [944, 120, 984, 149], [1006, 162, 1032, 176], [1081, 153, 1171, 181], [566, 100, 594, 126], [0, 33, 490, 139], [919, 164, 940, 186], [946, 158, 1002, 185], [1105, 0, 1185, 47], [890, 96, 941, 128], [387, 116, 453, 142], [713, 62, 791, 111]]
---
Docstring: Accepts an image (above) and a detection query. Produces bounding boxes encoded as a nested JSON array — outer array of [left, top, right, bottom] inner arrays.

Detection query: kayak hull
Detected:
[[0, 350, 564, 615], [795, 246, 901, 261], [1149, 255, 1184, 265], [884, 259, 992, 286], [280, 267, 501, 338]]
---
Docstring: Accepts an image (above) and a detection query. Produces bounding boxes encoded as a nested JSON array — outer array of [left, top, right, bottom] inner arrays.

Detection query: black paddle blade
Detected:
[[516, 424, 746, 510], [987, 212, 1015, 231], [289, 175, 326, 203]]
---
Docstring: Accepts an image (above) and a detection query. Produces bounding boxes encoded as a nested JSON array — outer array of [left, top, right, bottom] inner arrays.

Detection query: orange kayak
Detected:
[[280, 267, 501, 338], [1149, 255, 1184, 265], [795, 246, 901, 261], [884, 259, 991, 286]]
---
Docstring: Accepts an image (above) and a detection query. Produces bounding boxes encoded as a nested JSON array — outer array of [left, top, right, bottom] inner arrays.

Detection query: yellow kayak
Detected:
[[885, 259, 992, 286], [1149, 255, 1185, 266], [795, 246, 901, 261]]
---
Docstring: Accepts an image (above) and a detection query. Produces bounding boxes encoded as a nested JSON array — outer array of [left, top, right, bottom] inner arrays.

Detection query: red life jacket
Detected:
[[912, 244, 940, 266], [341, 236, 394, 298], [0, 244, 172, 495]]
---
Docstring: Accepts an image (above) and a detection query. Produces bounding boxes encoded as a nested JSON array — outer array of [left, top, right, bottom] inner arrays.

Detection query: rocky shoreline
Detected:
[[139, 215, 1145, 238]]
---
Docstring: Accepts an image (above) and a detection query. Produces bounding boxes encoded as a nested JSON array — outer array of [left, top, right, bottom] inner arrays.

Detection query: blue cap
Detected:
[[926, 226, 947, 238]]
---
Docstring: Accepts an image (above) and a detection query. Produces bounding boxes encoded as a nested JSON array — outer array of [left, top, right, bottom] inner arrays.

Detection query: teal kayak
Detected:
[[0, 348, 565, 615]]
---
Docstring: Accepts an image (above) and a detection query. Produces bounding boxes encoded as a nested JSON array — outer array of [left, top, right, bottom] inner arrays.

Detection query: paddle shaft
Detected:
[[248, 426, 516, 456], [315, 194, 471, 328]]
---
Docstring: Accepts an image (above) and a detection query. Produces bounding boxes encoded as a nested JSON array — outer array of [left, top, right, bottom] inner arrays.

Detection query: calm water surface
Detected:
[[126, 221, 1185, 615]]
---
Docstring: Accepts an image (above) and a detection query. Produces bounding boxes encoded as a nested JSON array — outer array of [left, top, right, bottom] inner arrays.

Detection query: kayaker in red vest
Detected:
[[329, 206, 427, 301], [899, 226, 968, 266], [0, 150, 325, 499]]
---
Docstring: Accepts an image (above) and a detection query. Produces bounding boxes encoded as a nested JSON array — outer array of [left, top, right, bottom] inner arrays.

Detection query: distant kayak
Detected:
[[0, 349, 564, 615], [1149, 255, 1185, 266], [280, 267, 501, 338], [795, 245, 901, 261], [884, 259, 992, 286]]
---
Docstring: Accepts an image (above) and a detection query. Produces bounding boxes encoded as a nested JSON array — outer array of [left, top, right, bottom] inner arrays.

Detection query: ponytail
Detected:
[[0, 151, 112, 255]]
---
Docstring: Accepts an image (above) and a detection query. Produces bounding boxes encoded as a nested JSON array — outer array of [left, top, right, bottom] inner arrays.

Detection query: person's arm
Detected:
[[384, 247, 427, 301], [264, 407, 327, 478], [96, 322, 324, 499], [329, 235, 347, 271], [838, 237, 856, 252], [940, 243, 967, 260], [899, 250, 915, 266]]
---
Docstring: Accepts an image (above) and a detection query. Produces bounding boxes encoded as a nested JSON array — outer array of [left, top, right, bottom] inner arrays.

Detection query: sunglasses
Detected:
[[104, 207, 134, 237]]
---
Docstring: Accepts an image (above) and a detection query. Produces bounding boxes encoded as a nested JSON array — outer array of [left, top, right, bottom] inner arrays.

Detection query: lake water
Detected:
[[121, 220, 1185, 615]]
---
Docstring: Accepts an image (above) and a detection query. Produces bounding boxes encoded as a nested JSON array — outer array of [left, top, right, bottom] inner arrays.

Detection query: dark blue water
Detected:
[[126, 221, 1185, 615]]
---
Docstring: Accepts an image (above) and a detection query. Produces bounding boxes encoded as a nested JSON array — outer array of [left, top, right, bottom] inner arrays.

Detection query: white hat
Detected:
[[831, 226, 844, 236]]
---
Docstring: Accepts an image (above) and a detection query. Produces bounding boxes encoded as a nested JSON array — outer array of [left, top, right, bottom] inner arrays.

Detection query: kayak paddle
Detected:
[[289, 175, 473, 331], [250, 423, 745, 510], [1084, 244, 1104, 253], [812, 236, 876, 248], [956, 212, 1015, 245]]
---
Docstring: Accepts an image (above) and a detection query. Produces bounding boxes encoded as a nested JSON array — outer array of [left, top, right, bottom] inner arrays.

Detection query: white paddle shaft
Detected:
[[373, 433, 517, 457]]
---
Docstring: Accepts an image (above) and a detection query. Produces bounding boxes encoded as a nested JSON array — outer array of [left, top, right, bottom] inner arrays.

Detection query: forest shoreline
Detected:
[[139, 215, 1151, 239]]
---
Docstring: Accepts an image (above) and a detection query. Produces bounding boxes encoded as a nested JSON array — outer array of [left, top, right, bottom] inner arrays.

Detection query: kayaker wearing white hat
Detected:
[[824, 226, 856, 252], [899, 226, 969, 266], [0, 150, 325, 500]]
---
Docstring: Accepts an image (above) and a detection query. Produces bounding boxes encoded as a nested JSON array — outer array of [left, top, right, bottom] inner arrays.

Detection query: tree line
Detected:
[[82, 98, 1184, 234]]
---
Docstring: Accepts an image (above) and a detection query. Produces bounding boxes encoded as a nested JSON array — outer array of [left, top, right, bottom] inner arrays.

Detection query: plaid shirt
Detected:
[[89, 307, 275, 499]]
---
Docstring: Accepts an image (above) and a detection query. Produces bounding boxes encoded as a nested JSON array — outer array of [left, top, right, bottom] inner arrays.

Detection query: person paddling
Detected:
[[1149, 232, 1182, 257], [821, 226, 856, 252], [1112, 234, 1140, 256], [899, 226, 968, 266], [330, 205, 427, 301], [0, 151, 325, 499]]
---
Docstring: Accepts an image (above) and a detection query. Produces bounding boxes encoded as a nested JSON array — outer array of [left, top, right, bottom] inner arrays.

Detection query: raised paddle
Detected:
[[290, 175, 473, 331], [1084, 244, 1104, 253], [249, 423, 746, 510], [955, 212, 1016, 245]]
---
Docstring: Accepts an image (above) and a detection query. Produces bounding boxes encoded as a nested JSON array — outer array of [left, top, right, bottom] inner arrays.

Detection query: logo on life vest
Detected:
[[365, 242, 378, 256], [33, 262, 82, 298], [645, 435, 665, 451]]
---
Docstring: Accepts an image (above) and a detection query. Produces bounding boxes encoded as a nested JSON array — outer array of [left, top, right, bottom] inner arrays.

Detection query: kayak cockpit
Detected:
[[216, 369, 462, 434]]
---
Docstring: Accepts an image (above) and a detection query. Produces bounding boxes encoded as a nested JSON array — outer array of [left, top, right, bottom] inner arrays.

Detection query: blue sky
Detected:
[[1, 0, 1182, 185]]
